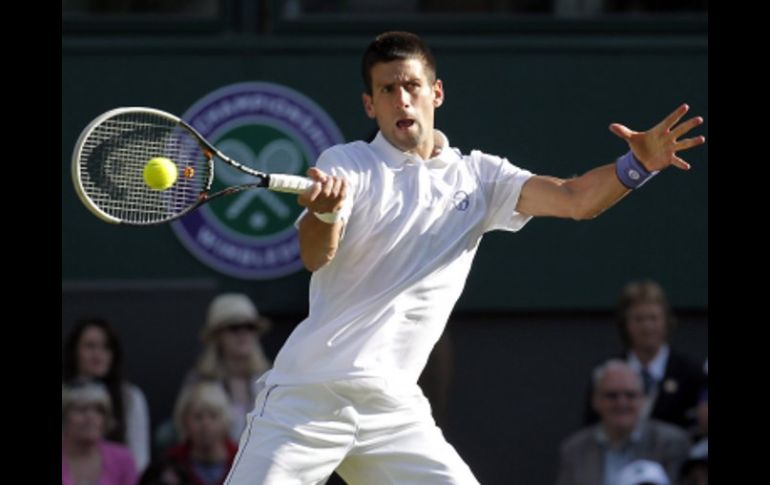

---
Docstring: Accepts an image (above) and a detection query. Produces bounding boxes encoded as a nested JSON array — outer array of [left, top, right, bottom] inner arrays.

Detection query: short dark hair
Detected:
[[361, 31, 437, 95]]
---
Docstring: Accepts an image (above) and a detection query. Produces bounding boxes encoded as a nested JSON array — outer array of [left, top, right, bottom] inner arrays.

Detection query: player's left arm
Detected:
[[516, 104, 706, 220]]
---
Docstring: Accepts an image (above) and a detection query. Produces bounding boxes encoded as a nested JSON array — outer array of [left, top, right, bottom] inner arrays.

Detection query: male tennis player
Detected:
[[224, 31, 705, 485]]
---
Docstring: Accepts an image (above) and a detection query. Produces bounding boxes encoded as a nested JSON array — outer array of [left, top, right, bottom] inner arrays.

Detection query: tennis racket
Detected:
[[71, 107, 315, 225]]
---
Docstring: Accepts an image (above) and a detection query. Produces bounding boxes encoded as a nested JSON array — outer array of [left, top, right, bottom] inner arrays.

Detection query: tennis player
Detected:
[[224, 31, 705, 485]]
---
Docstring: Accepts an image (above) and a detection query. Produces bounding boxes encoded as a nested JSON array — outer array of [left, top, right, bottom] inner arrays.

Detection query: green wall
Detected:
[[62, 33, 707, 313]]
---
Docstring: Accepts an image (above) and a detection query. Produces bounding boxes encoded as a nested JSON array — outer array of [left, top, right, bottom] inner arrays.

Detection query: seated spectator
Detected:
[[165, 382, 238, 485], [155, 293, 272, 450], [63, 317, 151, 471], [186, 293, 272, 440], [62, 382, 138, 485], [584, 280, 705, 433], [557, 359, 690, 485]]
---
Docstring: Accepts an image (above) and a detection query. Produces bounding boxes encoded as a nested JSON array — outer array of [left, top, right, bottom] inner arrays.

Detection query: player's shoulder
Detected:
[[461, 148, 534, 180], [318, 141, 370, 167], [316, 141, 381, 179], [455, 148, 507, 178], [462, 148, 505, 165]]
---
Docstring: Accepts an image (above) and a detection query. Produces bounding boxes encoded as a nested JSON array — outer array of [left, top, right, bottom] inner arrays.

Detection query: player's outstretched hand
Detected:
[[609, 103, 706, 172], [298, 167, 347, 214]]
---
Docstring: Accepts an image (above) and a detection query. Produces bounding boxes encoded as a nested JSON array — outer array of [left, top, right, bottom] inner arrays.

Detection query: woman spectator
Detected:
[[63, 317, 151, 472], [186, 293, 272, 440], [62, 382, 138, 485], [166, 382, 238, 485]]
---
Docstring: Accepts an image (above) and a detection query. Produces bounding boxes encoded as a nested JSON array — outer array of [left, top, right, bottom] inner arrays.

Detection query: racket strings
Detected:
[[77, 112, 209, 224]]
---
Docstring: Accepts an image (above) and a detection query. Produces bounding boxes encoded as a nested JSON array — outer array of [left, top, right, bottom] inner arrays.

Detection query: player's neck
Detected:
[[404, 140, 439, 161]]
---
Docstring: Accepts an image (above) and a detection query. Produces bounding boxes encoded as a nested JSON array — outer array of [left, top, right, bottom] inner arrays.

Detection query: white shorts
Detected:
[[224, 375, 479, 485]]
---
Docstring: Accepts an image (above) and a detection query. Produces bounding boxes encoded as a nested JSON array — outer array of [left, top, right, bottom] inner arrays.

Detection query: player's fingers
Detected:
[[298, 179, 322, 206], [670, 116, 704, 140], [321, 177, 335, 198], [330, 176, 343, 198], [609, 123, 634, 141], [306, 167, 329, 183], [338, 178, 348, 202], [657, 103, 689, 131], [674, 135, 706, 152], [671, 155, 691, 171], [309, 177, 325, 198]]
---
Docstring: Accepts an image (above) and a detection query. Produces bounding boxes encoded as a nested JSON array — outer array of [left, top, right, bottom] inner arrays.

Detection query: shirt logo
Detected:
[[170, 82, 344, 280], [452, 191, 470, 211]]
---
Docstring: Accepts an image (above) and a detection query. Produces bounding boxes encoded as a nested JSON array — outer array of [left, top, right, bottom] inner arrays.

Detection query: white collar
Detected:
[[628, 345, 670, 382], [370, 130, 459, 169]]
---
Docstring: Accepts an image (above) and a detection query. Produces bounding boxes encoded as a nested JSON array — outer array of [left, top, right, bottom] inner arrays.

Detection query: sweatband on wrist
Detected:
[[615, 151, 659, 189], [313, 211, 342, 224]]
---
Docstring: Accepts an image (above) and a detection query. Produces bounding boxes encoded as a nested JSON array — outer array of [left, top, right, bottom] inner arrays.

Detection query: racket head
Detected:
[[71, 107, 213, 225]]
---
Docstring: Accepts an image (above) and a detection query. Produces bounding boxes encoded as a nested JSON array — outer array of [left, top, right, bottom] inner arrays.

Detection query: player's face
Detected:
[[625, 302, 667, 354], [593, 368, 644, 433], [77, 326, 113, 378], [362, 58, 444, 160]]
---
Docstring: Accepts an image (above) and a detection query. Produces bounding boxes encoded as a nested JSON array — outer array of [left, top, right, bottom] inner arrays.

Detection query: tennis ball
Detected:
[[143, 157, 178, 190]]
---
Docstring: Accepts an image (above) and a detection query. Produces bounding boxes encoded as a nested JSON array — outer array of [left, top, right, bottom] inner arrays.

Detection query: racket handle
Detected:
[[268, 174, 315, 194]]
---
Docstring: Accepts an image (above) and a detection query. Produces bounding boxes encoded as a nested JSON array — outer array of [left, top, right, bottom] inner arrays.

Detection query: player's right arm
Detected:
[[297, 167, 348, 272]]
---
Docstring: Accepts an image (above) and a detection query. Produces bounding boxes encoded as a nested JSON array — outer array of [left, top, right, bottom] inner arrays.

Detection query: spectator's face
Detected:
[[593, 367, 644, 434], [625, 301, 667, 354], [184, 403, 227, 448], [362, 58, 443, 158], [63, 402, 106, 444], [218, 323, 258, 359], [77, 326, 113, 378]]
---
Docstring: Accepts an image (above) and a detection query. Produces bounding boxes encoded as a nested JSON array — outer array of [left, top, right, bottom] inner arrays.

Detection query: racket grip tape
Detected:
[[268, 174, 315, 194]]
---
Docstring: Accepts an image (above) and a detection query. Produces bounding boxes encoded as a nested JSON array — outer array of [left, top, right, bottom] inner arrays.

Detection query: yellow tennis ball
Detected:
[[143, 157, 178, 191]]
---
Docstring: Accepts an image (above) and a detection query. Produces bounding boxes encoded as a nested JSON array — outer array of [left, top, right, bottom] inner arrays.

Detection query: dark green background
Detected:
[[62, 34, 708, 313]]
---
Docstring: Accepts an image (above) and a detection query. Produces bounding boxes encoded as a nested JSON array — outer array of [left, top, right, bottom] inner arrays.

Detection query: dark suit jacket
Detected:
[[583, 351, 705, 430], [556, 420, 691, 485]]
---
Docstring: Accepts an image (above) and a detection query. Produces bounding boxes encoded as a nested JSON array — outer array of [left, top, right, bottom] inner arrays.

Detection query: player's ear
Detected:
[[433, 79, 444, 108], [362, 93, 375, 119]]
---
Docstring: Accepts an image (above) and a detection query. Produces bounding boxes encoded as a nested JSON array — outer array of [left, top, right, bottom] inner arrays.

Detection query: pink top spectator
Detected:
[[62, 441, 138, 485]]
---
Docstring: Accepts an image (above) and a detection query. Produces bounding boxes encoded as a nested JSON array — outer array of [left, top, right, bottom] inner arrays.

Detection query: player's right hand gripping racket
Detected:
[[71, 107, 315, 225]]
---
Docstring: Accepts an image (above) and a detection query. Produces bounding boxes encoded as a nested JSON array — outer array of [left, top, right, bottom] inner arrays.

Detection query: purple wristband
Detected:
[[615, 151, 659, 189]]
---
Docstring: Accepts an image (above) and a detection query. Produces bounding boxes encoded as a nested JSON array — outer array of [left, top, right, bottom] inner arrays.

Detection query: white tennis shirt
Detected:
[[267, 130, 534, 387]]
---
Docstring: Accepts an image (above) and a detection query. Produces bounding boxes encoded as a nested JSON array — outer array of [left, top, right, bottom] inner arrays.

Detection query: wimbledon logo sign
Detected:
[[171, 82, 344, 279]]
